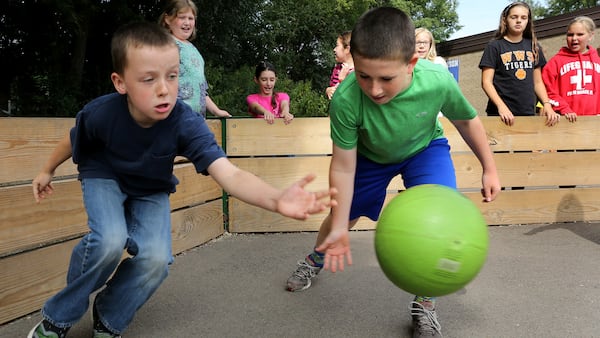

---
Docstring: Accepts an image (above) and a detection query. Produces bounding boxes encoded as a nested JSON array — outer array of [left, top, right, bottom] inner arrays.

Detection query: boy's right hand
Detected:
[[316, 228, 353, 272], [32, 172, 54, 203]]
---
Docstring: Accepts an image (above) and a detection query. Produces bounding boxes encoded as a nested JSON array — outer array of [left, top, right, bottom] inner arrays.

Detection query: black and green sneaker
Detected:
[[93, 303, 121, 338], [27, 319, 69, 338]]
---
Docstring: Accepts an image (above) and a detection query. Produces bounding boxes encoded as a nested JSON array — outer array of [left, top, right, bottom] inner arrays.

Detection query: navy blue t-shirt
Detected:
[[71, 93, 226, 196]]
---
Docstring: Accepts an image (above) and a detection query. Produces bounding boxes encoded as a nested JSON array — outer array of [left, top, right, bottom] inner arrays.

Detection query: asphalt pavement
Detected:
[[2, 222, 600, 337]]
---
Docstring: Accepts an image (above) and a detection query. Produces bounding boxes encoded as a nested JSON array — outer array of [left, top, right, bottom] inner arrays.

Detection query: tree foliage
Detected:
[[1, 0, 461, 117], [545, 0, 599, 16]]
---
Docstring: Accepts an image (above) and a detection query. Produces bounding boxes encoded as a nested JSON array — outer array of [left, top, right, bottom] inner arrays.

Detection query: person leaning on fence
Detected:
[[27, 21, 336, 338], [246, 61, 294, 124], [542, 16, 600, 122], [479, 1, 560, 127], [325, 31, 354, 100], [284, 7, 500, 338], [159, 0, 231, 118]]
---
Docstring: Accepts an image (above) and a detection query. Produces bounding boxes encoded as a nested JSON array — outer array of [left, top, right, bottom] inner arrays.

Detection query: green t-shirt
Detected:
[[329, 59, 477, 164]]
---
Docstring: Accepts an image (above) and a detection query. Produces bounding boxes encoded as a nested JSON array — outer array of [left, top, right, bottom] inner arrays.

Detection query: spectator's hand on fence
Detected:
[[543, 106, 560, 127], [214, 109, 232, 118], [282, 112, 294, 125], [498, 106, 515, 126], [32, 172, 54, 203], [263, 111, 276, 124], [563, 112, 577, 123]]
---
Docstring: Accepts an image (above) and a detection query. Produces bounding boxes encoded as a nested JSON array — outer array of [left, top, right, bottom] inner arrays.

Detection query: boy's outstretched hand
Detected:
[[276, 174, 337, 220], [316, 228, 353, 272]]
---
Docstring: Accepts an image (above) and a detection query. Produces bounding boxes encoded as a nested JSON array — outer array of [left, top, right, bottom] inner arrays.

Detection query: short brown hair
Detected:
[[111, 21, 177, 75], [350, 7, 415, 63]]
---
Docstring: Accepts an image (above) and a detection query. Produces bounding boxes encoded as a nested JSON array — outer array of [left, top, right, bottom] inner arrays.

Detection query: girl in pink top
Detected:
[[246, 61, 293, 124]]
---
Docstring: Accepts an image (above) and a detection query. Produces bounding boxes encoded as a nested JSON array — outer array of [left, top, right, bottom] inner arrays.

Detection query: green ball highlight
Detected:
[[375, 184, 489, 297]]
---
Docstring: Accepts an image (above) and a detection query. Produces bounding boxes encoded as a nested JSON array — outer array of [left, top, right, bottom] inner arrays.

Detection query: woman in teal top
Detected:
[[159, 0, 231, 118]]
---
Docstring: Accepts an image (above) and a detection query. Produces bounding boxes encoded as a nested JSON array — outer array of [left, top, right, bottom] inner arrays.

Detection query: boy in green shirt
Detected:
[[286, 7, 500, 337]]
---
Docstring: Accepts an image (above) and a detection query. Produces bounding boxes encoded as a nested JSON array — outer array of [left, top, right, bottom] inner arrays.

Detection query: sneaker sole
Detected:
[[27, 320, 44, 338], [286, 278, 312, 292]]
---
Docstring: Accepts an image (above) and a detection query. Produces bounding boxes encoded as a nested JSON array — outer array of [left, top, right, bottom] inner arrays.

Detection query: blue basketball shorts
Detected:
[[349, 138, 456, 221]]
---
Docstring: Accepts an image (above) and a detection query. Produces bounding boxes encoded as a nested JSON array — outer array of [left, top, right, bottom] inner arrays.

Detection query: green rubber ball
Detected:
[[375, 184, 489, 296]]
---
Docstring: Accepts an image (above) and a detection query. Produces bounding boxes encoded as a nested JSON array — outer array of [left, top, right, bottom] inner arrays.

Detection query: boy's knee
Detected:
[[138, 251, 171, 281], [96, 235, 127, 261]]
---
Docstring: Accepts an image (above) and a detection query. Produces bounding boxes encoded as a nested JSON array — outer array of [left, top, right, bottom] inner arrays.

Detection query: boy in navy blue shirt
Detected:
[[29, 21, 335, 338]]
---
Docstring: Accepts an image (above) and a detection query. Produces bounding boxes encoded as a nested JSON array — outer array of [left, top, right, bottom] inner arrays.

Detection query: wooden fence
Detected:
[[1, 115, 600, 325], [227, 116, 600, 230]]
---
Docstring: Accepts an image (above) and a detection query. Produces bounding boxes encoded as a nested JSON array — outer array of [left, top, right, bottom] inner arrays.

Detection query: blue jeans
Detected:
[[42, 178, 173, 334]]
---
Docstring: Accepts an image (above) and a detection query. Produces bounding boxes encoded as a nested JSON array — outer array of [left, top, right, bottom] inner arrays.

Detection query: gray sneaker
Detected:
[[286, 259, 322, 292], [410, 301, 442, 337]]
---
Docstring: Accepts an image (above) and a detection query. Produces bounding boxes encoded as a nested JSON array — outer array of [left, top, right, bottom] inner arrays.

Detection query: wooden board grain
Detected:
[[171, 201, 224, 254], [225, 118, 331, 156], [0, 117, 77, 185], [229, 156, 330, 189], [0, 179, 87, 257], [441, 116, 600, 152], [466, 187, 600, 225], [0, 239, 76, 325]]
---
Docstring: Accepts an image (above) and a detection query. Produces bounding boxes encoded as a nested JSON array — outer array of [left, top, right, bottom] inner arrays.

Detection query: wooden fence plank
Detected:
[[231, 186, 600, 231], [225, 118, 331, 156], [442, 116, 600, 152], [171, 201, 224, 254], [0, 239, 76, 325], [0, 117, 77, 185], [169, 163, 222, 211], [453, 151, 600, 189], [467, 187, 600, 225], [0, 179, 87, 257], [229, 156, 330, 189]]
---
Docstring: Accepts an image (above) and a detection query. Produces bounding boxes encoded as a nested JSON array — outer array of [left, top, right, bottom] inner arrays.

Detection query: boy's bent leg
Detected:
[[94, 191, 172, 334], [39, 179, 128, 331]]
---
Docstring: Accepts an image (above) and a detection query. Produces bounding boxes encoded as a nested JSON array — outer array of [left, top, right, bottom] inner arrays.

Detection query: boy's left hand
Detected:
[[277, 174, 337, 220]]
